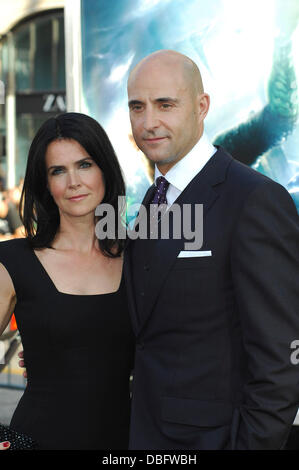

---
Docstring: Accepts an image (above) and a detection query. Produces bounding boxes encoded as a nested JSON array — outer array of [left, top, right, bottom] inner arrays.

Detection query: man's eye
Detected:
[[131, 105, 143, 112], [161, 103, 172, 109]]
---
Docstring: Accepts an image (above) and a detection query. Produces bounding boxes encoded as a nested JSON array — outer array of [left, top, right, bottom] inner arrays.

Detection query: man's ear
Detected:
[[197, 93, 210, 122]]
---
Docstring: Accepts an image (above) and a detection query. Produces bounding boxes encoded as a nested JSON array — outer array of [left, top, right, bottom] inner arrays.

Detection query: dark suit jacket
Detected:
[[124, 147, 299, 450]]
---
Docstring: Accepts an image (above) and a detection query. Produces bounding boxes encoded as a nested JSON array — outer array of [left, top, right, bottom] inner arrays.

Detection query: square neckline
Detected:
[[31, 246, 124, 297]]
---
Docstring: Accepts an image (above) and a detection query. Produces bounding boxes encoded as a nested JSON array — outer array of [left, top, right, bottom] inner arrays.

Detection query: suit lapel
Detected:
[[138, 179, 218, 335], [136, 148, 233, 335], [126, 148, 232, 336]]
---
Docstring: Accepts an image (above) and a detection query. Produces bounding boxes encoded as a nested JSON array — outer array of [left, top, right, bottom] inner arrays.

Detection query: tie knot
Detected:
[[151, 176, 170, 206], [156, 176, 169, 191]]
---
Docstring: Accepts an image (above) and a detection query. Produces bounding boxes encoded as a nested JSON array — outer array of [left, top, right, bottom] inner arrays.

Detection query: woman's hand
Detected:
[[18, 350, 27, 378], [0, 441, 10, 449], [0, 352, 25, 451], [0, 352, 25, 450]]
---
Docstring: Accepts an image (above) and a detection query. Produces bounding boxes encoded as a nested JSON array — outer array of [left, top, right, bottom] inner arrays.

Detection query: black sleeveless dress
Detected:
[[0, 238, 135, 450]]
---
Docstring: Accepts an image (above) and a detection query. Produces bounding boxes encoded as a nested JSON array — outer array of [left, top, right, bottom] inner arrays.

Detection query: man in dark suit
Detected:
[[125, 49, 299, 450]]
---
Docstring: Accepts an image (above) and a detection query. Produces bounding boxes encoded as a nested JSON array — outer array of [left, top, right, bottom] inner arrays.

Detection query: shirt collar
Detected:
[[154, 133, 216, 192]]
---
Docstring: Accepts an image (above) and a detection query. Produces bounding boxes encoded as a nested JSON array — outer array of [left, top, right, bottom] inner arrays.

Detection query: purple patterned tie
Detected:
[[151, 176, 170, 206]]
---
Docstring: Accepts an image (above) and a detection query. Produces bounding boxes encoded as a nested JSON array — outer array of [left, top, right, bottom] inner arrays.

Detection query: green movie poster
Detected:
[[81, 0, 299, 212]]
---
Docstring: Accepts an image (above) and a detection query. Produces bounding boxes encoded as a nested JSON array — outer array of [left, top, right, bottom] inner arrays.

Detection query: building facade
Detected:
[[0, 0, 65, 189]]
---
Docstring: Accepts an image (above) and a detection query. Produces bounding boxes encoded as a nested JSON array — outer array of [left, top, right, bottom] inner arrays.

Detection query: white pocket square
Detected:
[[177, 250, 212, 258]]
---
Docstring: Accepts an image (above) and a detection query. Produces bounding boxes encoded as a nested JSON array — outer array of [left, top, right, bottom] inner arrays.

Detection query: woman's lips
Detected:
[[68, 194, 88, 202]]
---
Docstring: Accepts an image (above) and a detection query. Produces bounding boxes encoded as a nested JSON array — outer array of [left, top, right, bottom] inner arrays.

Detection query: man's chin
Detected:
[[143, 152, 174, 165]]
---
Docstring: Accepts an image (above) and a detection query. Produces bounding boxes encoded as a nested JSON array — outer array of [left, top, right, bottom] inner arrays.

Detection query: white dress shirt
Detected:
[[153, 132, 217, 206]]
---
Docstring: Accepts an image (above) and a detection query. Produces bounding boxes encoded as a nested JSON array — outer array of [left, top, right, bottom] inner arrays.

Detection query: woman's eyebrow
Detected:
[[47, 157, 92, 172]]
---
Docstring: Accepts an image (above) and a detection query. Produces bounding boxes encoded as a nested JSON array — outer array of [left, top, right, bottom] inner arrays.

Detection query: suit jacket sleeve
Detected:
[[230, 180, 299, 449]]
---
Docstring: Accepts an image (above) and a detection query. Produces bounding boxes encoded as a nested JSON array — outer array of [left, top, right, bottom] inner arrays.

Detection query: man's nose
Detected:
[[143, 109, 159, 131]]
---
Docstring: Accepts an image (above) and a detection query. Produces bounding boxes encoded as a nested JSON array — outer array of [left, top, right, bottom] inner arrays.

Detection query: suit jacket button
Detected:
[[144, 265, 149, 271], [137, 342, 144, 350], [140, 291, 145, 296]]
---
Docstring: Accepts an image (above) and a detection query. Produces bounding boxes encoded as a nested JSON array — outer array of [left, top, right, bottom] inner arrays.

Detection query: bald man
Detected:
[[124, 50, 299, 450]]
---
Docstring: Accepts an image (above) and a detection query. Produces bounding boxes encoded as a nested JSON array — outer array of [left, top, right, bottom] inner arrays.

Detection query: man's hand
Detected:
[[0, 441, 10, 449], [18, 350, 27, 378]]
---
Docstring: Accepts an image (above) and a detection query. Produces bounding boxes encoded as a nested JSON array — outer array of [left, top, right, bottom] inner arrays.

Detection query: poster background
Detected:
[[80, 0, 299, 211]]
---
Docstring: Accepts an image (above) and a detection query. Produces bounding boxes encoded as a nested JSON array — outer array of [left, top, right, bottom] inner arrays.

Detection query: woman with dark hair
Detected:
[[0, 113, 134, 450]]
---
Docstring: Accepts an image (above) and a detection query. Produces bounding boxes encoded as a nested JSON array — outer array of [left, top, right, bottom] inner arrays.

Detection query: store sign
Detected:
[[16, 92, 66, 114], [43, 94, 66, 112]]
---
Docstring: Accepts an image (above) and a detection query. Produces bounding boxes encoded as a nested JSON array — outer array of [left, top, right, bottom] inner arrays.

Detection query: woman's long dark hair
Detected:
[[20, 112, 126, 257]]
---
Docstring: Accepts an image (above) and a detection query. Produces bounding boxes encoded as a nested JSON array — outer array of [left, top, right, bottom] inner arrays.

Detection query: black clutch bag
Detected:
[[0, 423, 37, 450]]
